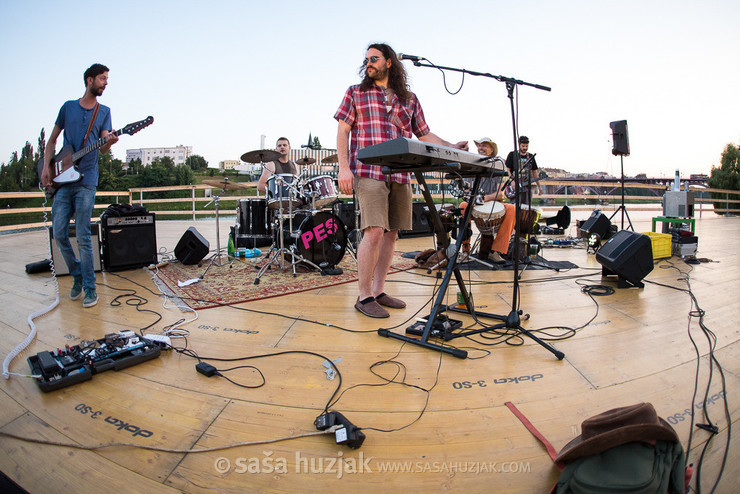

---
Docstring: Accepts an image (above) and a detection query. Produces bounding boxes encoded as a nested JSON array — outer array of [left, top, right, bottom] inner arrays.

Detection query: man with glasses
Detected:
[[334, 43, 468, 318]]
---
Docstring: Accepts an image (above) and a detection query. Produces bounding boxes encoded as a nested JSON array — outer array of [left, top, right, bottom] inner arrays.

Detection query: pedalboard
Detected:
[[405, 314, 463, 338], [27, 331, 164, 392]]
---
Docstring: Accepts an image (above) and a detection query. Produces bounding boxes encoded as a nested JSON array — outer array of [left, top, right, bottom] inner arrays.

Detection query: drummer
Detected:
[[257, 137, 298, 194], [465, 137, 516, 263]]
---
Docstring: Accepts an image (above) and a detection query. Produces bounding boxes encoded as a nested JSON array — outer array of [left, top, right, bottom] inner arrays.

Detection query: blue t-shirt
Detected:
[[55, 100, 113, 187]]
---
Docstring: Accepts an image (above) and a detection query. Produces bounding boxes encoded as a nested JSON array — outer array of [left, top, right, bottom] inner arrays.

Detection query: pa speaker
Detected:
[[399, 202, 434, 238], [101, 213, 157, 271], [610, 120, 630, 156], [175, 227, 210, 265], [49, 222, 102, 275], [596, 230, 653, 288], [580, 211, 612, 239]]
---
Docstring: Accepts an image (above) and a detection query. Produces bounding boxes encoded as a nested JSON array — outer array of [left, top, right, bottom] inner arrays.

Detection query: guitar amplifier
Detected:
[[49, 223, 102, 275], [101, 213, 157, 271]]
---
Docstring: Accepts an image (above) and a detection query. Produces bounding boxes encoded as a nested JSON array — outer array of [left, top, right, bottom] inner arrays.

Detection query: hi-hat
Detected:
[[322, 153, 338, 164], [240, 149, 281, 163], [203, 178, 250, 190], [295, 157, 316, 166]]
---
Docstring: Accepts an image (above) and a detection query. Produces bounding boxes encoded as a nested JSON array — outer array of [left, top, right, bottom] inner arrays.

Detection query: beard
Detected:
[[366, 64, 388, 81]]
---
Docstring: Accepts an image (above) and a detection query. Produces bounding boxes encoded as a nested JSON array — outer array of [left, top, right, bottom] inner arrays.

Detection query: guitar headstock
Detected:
[[122, 116, 154, 136]]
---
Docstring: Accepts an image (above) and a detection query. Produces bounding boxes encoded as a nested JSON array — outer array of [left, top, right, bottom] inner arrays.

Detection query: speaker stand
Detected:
[[608, 154, 634, 231]]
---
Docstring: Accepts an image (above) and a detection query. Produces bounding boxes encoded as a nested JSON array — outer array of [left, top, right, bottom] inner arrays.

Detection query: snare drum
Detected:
[[518, 204, 542, 235], [302, 175, 338, 209], [236, 198, 272, 248], [276, 211, 347, 267], [266, 174, 303, 210], [471, 201, 506, 235]]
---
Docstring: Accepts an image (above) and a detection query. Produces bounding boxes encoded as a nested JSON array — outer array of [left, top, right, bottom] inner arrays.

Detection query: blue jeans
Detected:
[[52, 184, 97, 290]]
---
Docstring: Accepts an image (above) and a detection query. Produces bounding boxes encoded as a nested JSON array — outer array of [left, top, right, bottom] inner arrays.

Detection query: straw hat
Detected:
[[473, 137, 498, 157]]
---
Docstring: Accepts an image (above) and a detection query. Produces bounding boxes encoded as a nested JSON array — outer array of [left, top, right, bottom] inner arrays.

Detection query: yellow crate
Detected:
[[643, 232, 672, 259]]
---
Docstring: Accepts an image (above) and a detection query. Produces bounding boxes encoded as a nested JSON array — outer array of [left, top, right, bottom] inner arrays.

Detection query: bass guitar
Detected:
[[38, 116, 154, 198], [504, 176, 542, 200]]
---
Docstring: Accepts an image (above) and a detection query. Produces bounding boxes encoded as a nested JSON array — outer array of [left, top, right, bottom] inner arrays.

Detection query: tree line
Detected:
[[0, 128, 209, 194], [707, 142, 740, 212]]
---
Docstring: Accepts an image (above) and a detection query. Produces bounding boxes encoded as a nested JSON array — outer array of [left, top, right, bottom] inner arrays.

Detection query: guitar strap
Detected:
[[80, 103, 100, 151]]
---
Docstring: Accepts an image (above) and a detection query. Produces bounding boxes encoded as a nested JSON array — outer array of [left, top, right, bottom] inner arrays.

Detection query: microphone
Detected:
[[398, 53, 423, 62]]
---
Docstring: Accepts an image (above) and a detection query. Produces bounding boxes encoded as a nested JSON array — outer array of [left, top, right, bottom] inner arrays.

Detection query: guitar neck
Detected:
[[70, 128, 123, 163]]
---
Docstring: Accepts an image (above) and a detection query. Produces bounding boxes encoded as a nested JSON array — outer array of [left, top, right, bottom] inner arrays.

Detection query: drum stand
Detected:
[[199, 195, 227, 279], [254, 177, 323, 284]]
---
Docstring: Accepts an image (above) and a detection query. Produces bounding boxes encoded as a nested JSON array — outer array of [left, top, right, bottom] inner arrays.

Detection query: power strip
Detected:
[[142, 334, 172, 346]]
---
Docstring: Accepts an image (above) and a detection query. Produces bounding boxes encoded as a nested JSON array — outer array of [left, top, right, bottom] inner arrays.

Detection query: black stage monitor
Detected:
[[596, 230, 653, 288], [580, 210, 612, 239]]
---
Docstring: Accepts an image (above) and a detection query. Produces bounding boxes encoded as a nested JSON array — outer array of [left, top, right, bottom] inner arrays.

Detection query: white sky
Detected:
[[1, 0, 738, 179]]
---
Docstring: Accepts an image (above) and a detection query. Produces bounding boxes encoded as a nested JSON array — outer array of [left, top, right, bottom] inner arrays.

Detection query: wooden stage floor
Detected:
[[0, 209, 737, 493]]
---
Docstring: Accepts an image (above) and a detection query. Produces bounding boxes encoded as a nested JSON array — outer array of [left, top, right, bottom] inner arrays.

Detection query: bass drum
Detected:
[[277, 211, 347, 267]]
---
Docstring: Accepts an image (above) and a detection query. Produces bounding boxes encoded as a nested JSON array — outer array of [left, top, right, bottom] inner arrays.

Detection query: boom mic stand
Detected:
[[405, 58, 564, 360]]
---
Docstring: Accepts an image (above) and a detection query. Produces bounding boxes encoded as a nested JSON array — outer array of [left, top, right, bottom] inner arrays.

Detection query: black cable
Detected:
[[98, 282, 162, 333], [176, 348, 343, 416], [110, 271, 377, 334], [213, 364, 266, 389], [646, 260, 730, 493]]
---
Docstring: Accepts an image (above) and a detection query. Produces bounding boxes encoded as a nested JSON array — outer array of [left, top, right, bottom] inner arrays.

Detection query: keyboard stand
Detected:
[[378, 168, 507, 359]]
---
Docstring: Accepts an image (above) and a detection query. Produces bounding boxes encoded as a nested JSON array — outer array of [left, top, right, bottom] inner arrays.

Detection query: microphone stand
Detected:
[[407, 58, 564, 361]]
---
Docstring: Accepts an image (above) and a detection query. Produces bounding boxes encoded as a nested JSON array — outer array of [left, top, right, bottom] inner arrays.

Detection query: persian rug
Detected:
[[153, 252, 416, 310]]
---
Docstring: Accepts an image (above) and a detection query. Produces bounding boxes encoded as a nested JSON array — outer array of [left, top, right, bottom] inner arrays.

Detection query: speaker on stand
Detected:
[[609, 120, 634, 230]]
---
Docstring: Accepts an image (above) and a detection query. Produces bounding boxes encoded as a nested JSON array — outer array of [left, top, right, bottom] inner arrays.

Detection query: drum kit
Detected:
[[235, 149, 349, 283]]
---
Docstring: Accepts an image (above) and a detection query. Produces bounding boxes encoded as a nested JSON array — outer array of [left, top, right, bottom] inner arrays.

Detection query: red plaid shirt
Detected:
[[334, 84, 430, 184]]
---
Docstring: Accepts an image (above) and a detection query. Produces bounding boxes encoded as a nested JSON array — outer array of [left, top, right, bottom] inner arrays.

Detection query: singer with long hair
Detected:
[[334, 42, 468, 318]]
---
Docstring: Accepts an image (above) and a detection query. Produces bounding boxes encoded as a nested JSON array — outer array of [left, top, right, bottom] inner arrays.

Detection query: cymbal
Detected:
[[203, 178, 250, 190], [295, 157, 316, 166], [322, 153, 338, 164], [240, 149, 281, 163]]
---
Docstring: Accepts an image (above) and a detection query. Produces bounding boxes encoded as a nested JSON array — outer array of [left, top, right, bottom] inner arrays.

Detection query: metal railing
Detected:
[[1, 180, 736, 233]]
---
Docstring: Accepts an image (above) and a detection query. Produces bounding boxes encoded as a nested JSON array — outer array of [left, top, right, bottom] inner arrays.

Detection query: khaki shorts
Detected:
[[355, 176, 412, 232]]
